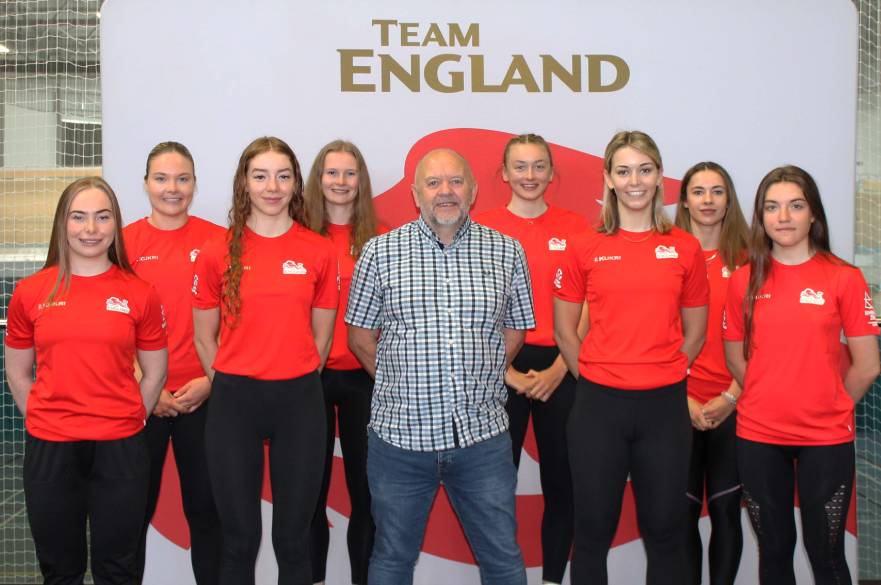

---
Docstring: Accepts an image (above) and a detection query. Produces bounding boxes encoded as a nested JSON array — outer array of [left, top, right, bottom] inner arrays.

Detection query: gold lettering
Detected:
[[425, 54, 464, 93], [380, 54, 420, 91], [500, 55, 540, 92], [399, 22, 419, 46], [469, 55, 503, 92], [448, 23, 479, 47], [371, 19, 397, 47], [587, 55, 630, 92], [541, 54, 581, 92], [422, 23, 447, 47], [339, 49, 375, 92]]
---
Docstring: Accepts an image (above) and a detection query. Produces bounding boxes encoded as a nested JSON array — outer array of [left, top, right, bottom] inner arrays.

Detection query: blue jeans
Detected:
[[367, 430, 526, 585]]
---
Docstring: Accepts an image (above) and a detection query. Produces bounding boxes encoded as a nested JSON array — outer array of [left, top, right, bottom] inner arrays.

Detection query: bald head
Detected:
[[414, 148, 475, 187], [411, 148, 478, 241]]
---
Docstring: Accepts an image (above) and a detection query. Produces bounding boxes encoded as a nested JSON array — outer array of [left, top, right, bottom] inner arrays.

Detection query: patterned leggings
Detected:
[[737, 438, 854, 585]]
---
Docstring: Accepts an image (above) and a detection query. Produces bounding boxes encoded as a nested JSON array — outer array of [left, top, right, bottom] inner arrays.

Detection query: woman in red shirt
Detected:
[[303, 140, 387, 585], [193, 136, 338, 584], [473, 133, 588, 585], [5, 176, 167, 584], [724, 166, 880, 585], [125, 142, 225, 584], [554, 130, 708, 585], [673, 162, 749, 585]]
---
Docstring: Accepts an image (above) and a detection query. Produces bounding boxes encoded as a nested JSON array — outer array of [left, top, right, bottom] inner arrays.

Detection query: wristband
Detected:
[[721, 390, 738, 406]]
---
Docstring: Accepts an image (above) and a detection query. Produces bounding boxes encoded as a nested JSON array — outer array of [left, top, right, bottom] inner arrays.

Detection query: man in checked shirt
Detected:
[[346, 148, 535, 585]]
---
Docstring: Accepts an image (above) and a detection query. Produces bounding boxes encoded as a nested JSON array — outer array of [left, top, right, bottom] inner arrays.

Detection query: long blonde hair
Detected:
[[598, 130, 671, 235], [303, 140, 379, 259], [44, 177, 133, 301]]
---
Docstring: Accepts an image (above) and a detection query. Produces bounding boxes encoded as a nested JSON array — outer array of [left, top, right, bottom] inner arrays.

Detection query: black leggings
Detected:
[[136, 404, 222, 585], [205, 371, 326, 585], [310, 367, 374, 585], [506, 344, 575, 584], [685, 414, 742, 585], [23, 431, 149, 585], [737, 438, 854, 585], [568, 378, 691, 585]]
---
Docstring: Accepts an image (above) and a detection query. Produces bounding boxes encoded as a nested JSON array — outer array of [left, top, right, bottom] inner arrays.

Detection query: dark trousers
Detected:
[[506, 344, 575, 584], [136, 405, 221, 585], [205, 371, 326, 585], [737, 438, 854, 585], [23, 430, 149, 585], [310, 367, 374, 585], [685, 414, 742, 585], [567, 378, 691, 585]]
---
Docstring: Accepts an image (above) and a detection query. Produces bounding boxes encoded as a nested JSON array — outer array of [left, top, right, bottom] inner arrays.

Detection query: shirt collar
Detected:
[[415, 215, 472, 249]]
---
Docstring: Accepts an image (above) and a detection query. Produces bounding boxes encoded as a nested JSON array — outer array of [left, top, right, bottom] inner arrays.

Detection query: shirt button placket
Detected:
[[442, 250, 457, 447]]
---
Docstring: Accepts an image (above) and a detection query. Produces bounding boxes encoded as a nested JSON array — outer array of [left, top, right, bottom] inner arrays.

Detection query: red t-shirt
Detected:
[[554, 227, 709, 389], [5, 265, 167, 441], [474, 205, 590, 346], [723, 254, 879, 445], [124, 216, 225, 391], [687, 251, 739, 403], [192, 223, 339, 380], [325, 222, 389, 370]]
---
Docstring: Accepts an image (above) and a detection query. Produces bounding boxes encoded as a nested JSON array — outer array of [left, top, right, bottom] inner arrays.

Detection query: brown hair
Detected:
[[742, 165, 832, 359], [674, 161, 749, 271], [44, 177, 133, 301], [598, 130, 671, 235], [303, 140, 379, 259], [223, 136, 305, 327], [144, 141, 196, 180], [502, 133, 554, 169]]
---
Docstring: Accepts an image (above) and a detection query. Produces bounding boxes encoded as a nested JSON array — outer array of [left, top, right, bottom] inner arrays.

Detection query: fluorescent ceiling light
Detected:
[[61, 117, 102, 125], [0, 44, 10, 54]]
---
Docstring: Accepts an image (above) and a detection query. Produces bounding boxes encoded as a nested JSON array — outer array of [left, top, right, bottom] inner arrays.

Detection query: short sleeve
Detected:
[[838, 266, 880, 337], [552, 237, 586, 303], [137, 285, 168, 350], [312, 242, 340, 309], [680, 242, 710, 308], [192, 238, 223, 310], [504, 242, 536, 330], [345, 239, 383, 330], [722, 267, 747, 341], [4, 283, 34, 349]]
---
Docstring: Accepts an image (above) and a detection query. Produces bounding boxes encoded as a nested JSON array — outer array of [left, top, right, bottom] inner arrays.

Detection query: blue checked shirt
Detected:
[[346, 216, 535, 451]]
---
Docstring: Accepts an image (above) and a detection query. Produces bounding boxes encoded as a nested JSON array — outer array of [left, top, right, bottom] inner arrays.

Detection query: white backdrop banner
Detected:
[[102, 1, 859, 583]]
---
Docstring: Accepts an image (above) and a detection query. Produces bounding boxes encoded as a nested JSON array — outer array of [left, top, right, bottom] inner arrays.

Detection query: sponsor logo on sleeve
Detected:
[[655, 245, 678, 259], [160, 304, 167, 329], [189, 249, 200, 262], [865, 292, 880, 327], [283, 260, 307, 275], [799, 288, 825, 306], [553, 268, 563, 289], [722, 309, 727, 331], [191, 274, 199, 295], [106, 297, 131, 314], [548, 237, 567, 251]]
